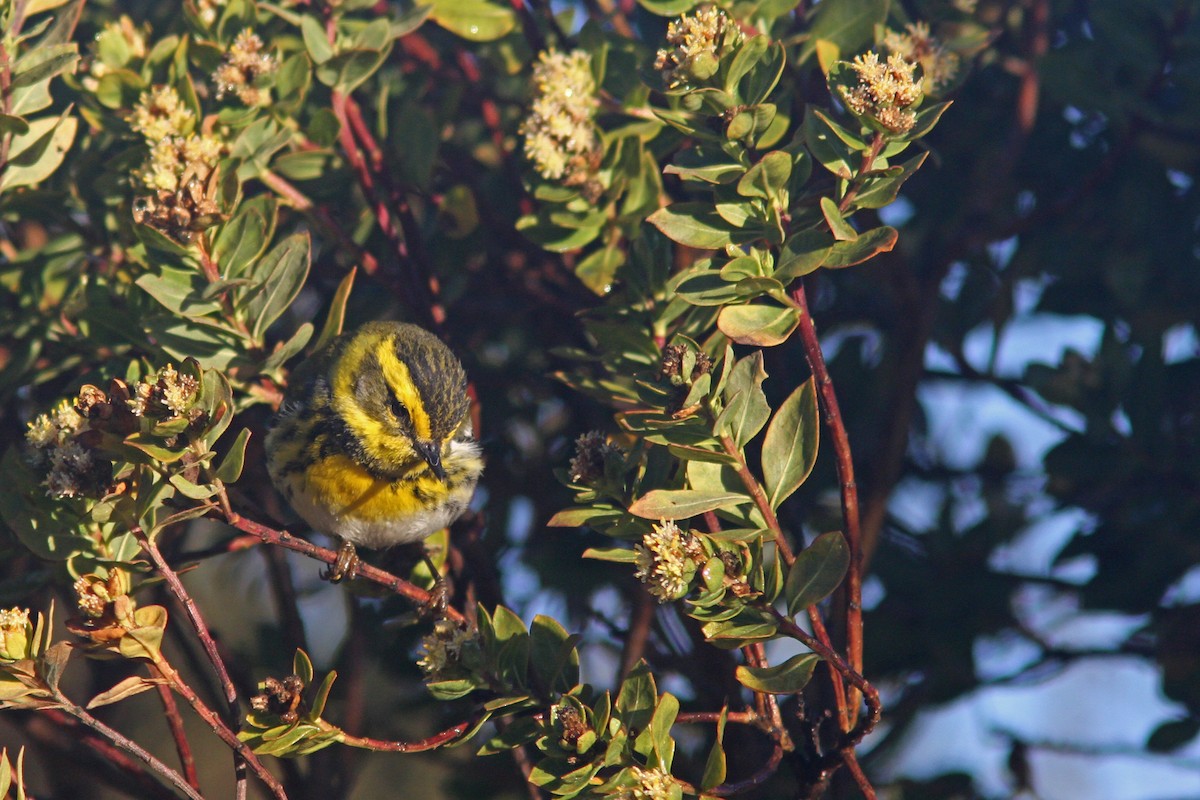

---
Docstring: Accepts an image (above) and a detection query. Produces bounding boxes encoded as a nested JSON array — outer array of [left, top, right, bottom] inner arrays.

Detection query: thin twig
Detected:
[[225, 512, 466, 625], [338, 716, 479, 752], [151, 655, 287, 800], [790, 284, 864, 732], [33, 709, 189, 800], [619, 588, 655, 680], [53, 695, 207, 800], [132, 526, 272, 800], [718, 434, 795, 565], [147, 662, 201, 792]]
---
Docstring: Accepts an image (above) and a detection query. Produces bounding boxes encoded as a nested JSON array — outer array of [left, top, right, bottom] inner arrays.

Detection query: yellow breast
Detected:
[[302, 454, 448, 522]]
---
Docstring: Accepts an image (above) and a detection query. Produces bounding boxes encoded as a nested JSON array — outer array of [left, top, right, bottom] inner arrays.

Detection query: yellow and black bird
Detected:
[[266, 322, 483, 581]]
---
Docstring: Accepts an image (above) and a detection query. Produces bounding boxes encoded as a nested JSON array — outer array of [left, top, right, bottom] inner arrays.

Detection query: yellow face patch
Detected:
[[374, 337, 433, 441]]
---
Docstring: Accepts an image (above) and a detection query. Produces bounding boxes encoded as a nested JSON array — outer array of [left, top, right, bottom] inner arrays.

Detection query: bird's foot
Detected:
[[322, 542, 360, 583]]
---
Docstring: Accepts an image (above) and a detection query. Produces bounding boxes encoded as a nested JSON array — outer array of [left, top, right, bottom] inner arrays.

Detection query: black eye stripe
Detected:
[[388, 395, 410, 422]]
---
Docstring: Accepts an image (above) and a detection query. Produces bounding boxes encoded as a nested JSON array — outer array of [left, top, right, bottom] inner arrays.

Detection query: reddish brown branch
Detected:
[[619, 588, 656, 680], [48, 698, 206, 800], [790, 284, 864, 730], [33, 709, 191, 800], [718, 435, 795, 565], [147, 662, 201, 792], [338, 716, 478, 752], [225, 512, 467, 625], [133, 527, 282, 800]]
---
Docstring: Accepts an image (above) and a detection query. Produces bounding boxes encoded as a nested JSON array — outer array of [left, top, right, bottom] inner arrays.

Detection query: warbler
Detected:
[[266, 321, 483, 581]]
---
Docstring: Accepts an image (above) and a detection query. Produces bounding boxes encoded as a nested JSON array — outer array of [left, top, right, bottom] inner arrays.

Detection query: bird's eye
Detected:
[[388, 396, 410, 423]]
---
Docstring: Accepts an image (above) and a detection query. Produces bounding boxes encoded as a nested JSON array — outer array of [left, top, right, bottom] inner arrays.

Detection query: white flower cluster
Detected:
[[654, 6, 744, 90], [521, 50, 600, 182], [840, 51, 923, 134], [213, 29, 277, 106], [883, 22, 961, 94], [634, 521, 699, 602]]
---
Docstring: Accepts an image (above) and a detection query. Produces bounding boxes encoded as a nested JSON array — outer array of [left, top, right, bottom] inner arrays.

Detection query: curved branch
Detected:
[[225, 512, 467, 625]]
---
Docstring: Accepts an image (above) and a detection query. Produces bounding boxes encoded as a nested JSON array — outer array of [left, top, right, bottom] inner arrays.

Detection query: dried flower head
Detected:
[[416, 619, 478, 678], [133, 140, 226, 241], [73, 571, 130, 620], [568, 430, 623, 485], [26, 399, 110, 499], [130, 86, 194, 142], [658, 343, 713, 386], [213, 29, 277, 105], [883, 22, 961, 94], [620, 766, 677, 800], [0, 608, 33, 662], [521, 50, 600, 184], [839, 51, 923, 134], [634, 521, 700, 602], [250, 675, 306, 723], [654, 6, 744, 90]]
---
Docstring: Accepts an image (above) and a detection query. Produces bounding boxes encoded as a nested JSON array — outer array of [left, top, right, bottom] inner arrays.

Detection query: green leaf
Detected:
[[802, 106, 856, 180], [516, 214, 602, 253], [576, 246, 625, 295], [823, 226, 898, 269], [717, 303, 800, 347], [635, 0, 699, 14], [245, 233, 311, 340], [423, 0, 516, 41], [0, 115, 30, 136], [762, 378, 819, 509], [11, 45, 78, 92], [736, 151, 792, 200], [650, 693, 679, 768], [311, 267, 356, 355], [213, 203, 273, 280], [735, 653, 820, 694], [797, 0, 888, 65], [725, 34, 769, 95], [851, 152, 928, 210], [119, 605, 168, 662], [820, 196, 857, 241], [135, 268, 223, 317], [258, 323, 313, 373], [0, 114, 77, 191], [647, 203, 735, 250], [775, 230, 833, 281], [616, 662, 657, 732], [700, 707, 728, 790], [300, 16, 333, 64], [582, 547, 640, 563], [628, 490, 748, 520], [316, 47, 392, 93], [214, 428, 251, 484], [785, 531, 850, 616]]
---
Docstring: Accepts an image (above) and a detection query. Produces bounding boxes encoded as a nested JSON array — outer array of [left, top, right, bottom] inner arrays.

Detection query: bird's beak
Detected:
[[417, 440, 447, 480]]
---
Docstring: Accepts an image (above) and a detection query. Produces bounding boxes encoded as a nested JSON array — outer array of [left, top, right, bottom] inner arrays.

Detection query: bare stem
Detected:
[[337, 717, 478, 752], [153, 656, 287, 800], [718, 434, 794, 565], [54, 694, 207, 800], [132, 526, 270, 800], [147, 662, 201, 792], [224, 512, 466, 625], [790, 284, 865, 731]]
